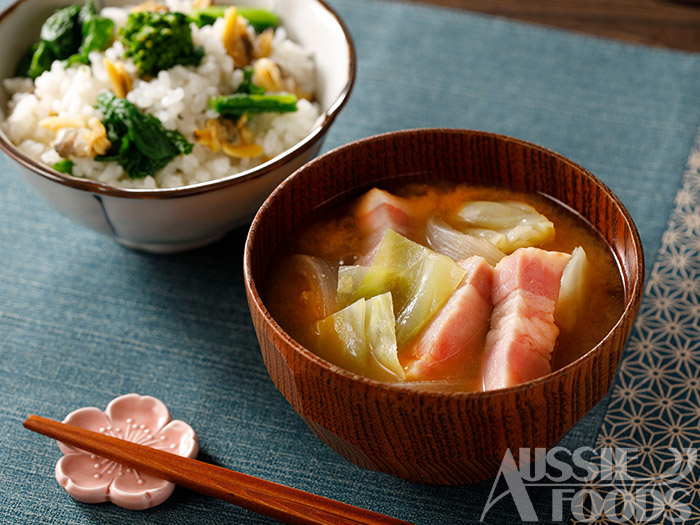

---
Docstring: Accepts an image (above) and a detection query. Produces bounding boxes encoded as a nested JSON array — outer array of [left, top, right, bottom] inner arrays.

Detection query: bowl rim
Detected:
[[244, 127, 645, 399], [0, 0, 356, 199]]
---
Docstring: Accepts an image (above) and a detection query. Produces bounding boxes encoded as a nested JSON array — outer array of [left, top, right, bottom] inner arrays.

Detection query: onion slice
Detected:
[[426, 218, 505, 266], [285, 254, 338, 319]]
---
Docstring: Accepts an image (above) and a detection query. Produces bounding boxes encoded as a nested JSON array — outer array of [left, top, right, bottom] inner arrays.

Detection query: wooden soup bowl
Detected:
[[244, 128, 644, 485]]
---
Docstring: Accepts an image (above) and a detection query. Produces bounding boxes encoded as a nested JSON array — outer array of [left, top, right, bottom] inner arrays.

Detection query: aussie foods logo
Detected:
[[481, 447, 696, 522]]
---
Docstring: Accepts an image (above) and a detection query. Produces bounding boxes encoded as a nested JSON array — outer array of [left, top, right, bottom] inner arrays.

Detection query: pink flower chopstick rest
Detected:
[[55, 393, 198, 510]]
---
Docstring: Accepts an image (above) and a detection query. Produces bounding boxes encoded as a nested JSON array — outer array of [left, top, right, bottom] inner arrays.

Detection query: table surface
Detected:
[[2, 1, 700, 524], [408, 0, 700, 52]]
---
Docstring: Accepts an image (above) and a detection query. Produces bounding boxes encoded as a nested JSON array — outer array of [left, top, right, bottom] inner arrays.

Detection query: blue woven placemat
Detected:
[[2, 0, 700, 523]]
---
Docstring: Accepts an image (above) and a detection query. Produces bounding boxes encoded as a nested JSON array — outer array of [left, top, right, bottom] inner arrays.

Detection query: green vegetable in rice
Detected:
[[95, 92, 193, 180], [52, 159, 74, 175], [23, 4, 82, 79], [16, 0, 114, 79], [188, 6, 278, 33], [14, 44, 38, 79], [235, 68, 265, 95], [67, 1, 115, 66], [119, 11, 204, 77], [39, 5, 82, 60], [6, 2, 319, 188], [209, 93, 298, 120], [21, 42, 53, 80]]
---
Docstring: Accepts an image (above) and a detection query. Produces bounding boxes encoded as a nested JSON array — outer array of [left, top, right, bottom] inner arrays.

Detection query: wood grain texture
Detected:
[[243, 128, 645, 484], [401, 0, 700, 52]]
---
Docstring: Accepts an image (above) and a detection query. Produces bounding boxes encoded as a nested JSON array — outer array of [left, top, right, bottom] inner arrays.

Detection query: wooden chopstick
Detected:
[[24, 415, 413, 525]]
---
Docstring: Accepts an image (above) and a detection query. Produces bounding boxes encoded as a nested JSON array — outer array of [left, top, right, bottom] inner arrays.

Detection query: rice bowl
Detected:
[[0, 0, 355, 252], [3, 1, 322, 188]]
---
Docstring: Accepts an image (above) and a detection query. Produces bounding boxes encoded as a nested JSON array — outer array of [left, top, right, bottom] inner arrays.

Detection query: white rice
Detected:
[[1, 2, 320, 189]]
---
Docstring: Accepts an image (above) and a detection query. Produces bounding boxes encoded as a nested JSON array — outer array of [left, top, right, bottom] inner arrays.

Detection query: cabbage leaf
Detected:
[[554, 246, 590, 332], [314, 292, 404, 381], [349, 230, 466, 346], [337, 265, 369, 309], [455, 200, 555, 253]]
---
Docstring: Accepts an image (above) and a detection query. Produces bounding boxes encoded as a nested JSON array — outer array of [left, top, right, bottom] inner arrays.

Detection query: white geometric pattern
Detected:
[[570, 126, 700, 523]]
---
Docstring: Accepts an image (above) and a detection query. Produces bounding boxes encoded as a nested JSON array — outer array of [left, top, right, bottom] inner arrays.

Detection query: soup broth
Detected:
[[264, 182, 625, 391]]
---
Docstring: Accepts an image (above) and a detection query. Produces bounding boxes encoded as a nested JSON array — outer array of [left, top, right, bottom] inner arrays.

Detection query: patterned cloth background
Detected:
[[1, 0, 700, 523], [568, 130, 700, 523]]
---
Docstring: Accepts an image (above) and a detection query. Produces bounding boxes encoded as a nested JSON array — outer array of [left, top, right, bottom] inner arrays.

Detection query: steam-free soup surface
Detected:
[[264, 183, 625, 391]]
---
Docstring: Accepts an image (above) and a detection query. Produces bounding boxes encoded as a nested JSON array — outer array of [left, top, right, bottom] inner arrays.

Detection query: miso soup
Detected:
[[264, 182, 625, 392]]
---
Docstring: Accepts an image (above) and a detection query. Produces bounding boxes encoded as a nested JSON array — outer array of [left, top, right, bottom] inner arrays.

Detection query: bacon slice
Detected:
[[353, 189, 414, 264], [405, 256, 494, 382], [482, 247, 571, 390]]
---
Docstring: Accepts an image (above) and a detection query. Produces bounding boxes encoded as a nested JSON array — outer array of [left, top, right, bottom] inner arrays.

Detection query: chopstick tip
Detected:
[[24, 414, 48, 431]]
